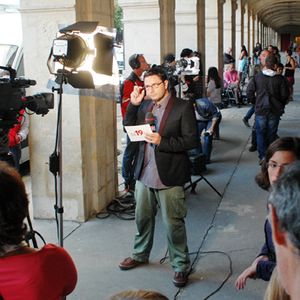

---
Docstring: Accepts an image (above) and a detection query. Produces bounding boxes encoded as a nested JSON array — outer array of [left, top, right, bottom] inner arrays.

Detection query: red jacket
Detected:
[[121, 73, 143, 118], [8, 109, 26, 147]]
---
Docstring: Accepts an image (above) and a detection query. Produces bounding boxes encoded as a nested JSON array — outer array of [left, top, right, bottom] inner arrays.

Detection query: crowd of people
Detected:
[[116, 43, 300, 298], [1, 41, 299, 299]]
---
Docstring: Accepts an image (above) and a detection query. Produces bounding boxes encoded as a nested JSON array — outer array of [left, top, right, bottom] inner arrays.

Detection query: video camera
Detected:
[[163, 56, 200, 87], [0, 66, 54, 130], [176, 56, 200, 76]]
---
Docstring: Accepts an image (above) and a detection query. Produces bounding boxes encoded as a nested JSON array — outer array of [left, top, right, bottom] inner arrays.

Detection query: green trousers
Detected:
[[132, 180, 190, 272]]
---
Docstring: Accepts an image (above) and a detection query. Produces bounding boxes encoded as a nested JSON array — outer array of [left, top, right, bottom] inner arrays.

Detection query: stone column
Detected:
[[246, 6, 250, 53], [217, 0, 225, 76], [224, 0, 232, 52], [205, 0, 218, 74], [159, 0, 175, 62], [231, 0, 237, 62], [235, 0, 241, 62], [20, 0, 117, 221], [197, 0, 206, 96], [240, 1, 245, 48], [76, 0, 118, 220], [175, 0, 197, 57]]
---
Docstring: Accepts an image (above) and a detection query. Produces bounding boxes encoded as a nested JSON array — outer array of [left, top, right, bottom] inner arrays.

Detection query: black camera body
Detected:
[[163, 64, 179, 89], [0, 66, 54, 130]]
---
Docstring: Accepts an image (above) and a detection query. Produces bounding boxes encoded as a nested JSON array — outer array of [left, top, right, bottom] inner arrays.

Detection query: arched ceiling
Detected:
[[248, 0, 300, 35]]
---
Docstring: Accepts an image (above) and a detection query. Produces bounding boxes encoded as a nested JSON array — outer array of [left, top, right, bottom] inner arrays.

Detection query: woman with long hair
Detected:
[[284, 49, 296, 101], [238, 45, 249, 84], [207, 66, 221, 106], [206, 66, 222, 139], [0, 162, 77, 299], [235, 137, 300, 290]]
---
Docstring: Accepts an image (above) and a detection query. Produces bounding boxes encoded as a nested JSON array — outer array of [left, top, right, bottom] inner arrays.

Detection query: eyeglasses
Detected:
[[145, 82, 163, 90], [267, 162, 290, 172]]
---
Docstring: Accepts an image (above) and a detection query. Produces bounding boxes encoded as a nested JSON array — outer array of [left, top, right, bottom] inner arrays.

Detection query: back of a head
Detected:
[[265, 54, 278, 70], [128, 54, 142, 70], [269, 161, 300, 253], [0, 161, 29, 251], [180, 48, 193, 58], [163, 53, 175, 64], [144, 65, 168, 82], [110, 290, 169, 300]]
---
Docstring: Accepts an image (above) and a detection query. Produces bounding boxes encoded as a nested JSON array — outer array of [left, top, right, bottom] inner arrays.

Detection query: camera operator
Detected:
[[8, 107, 29, 170], [162, 53, 178, 96], [0, 66, 54, 169], [179, 48, 202, 101]]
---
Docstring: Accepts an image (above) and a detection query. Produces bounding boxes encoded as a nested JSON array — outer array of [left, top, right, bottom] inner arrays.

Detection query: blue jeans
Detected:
[[244, 105, 255, 121], [255, 114, 280, 159], [195, 121, 213, 162], [121, 135, 139, 189]]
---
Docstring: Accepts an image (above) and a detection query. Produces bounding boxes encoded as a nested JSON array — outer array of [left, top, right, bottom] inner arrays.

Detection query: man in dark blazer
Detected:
[[119, 66, 198, 287]]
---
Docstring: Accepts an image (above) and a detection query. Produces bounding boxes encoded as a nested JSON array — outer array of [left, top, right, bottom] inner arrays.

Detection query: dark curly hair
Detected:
[[0, 162, 29, 252], [255, 137, 300, 190], [144, 65, 168, 82]]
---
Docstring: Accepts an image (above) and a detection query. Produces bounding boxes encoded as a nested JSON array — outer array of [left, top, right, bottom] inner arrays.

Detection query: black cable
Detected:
[[172, 250, 233, 300], [96, 180, 136, 220], [96, 194, 136, 220], [172, 137, 251, 299], [199, 251, 233, 300]]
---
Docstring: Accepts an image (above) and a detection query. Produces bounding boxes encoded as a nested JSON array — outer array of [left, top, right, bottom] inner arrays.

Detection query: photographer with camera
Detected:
[[162, 53, 178, 96], [179, 48, 202, 101], [8, 107, 29, 170], [0, 66, 54, 169]]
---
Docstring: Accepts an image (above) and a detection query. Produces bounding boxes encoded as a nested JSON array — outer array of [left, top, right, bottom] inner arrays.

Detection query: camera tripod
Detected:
[[185, 174, 221, 197]]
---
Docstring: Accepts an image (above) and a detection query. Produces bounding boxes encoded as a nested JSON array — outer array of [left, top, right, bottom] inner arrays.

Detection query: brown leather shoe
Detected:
[[119, 257, 148, 270], [172, 271, 188, 287]]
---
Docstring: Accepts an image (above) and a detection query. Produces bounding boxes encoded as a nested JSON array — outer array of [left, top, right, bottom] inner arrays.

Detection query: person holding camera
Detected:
[[119, 66, 198, 287], [179, 48, 202, 101], [0, 161, 77, 299], [8, 108, 29, 170]]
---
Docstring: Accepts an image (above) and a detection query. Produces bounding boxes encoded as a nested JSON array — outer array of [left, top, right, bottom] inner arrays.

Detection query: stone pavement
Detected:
[[26, 69, 300, 300]]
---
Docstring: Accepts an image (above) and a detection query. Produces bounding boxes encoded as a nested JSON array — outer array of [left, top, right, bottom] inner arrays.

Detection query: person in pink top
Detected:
[[223, 63, 241, 105], [0, 161, 77, 300]]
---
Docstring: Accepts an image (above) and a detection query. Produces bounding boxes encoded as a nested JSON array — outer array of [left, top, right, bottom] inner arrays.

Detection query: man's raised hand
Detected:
[[130, 86, 145, 106]]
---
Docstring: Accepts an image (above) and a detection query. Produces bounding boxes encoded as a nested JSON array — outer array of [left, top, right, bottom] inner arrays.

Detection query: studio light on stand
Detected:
[[47, 21, 117, 247]]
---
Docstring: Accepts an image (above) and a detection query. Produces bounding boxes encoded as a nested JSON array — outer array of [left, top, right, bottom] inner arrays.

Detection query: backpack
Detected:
[[254, 74, 270, 114]]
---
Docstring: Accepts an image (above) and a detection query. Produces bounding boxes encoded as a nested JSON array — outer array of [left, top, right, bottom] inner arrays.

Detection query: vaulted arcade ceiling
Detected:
[[248, 0, 300, 35]]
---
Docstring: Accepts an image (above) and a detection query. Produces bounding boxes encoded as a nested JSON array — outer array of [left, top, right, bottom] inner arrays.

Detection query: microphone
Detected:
[[145, 112, 156, 132]]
